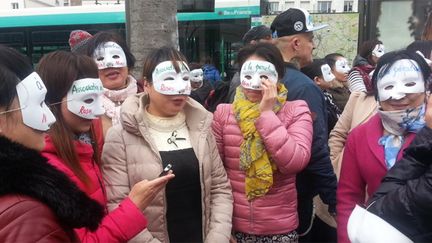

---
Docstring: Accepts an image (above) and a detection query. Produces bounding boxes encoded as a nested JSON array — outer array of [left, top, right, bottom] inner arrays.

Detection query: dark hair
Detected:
[[406, 40, 432, 59], [85, 31, 135, 70], [236, 42, 285, 80], [202, 56, 214, 65], [0, 45, 34, 110], [36, 51, 100, 187], [359, 39, 383, 64], [422, 12, 432, 41], [324, 53, 345, 69], [372, 50, 431, 100], [141, 46, 188, 83], [188, 62, 202, 70], [301, 59, 327, 80]]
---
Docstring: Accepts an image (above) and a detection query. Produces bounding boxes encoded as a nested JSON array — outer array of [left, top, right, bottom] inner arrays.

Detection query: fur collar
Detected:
[[0, 136, 104, 231]]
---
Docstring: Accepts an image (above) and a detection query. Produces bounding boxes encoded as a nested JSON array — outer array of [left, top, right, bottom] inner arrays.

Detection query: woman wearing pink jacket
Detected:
[[36, 51, 174, 242], [212, 43, 313, 242]]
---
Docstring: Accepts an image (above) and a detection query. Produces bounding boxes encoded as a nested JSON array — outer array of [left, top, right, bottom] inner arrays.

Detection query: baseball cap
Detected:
[[242, 25, 272, 44], [271, 8, 328, 38]]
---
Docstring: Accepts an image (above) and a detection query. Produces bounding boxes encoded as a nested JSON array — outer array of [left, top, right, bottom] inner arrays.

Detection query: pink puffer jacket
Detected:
[[212, 101, 313, 235]]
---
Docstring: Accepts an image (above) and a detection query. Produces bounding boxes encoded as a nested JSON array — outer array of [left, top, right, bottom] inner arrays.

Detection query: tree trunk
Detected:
[[126, 0, 178, 78]]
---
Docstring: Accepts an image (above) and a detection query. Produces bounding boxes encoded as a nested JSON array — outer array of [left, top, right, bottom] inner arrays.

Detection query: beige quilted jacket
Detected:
[[102, 93, 233, 243]]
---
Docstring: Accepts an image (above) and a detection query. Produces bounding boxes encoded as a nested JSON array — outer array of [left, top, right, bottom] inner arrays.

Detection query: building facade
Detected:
[[0, 0, 120, 9], [267, 0, 358, 14]]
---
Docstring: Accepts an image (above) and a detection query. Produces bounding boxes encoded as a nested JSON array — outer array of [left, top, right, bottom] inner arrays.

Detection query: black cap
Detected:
[[242, 25, 272, 44], [270, 8, 327, 38]]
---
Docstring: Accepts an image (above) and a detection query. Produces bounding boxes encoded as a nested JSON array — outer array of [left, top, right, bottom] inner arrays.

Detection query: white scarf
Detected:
[[102, 75, 137, 125], [378, 104, 425, 136], [378, 104, 425, 169]]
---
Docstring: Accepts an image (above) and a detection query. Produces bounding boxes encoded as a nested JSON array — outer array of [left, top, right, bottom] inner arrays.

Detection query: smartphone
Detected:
[[159, 163, 172, 177]]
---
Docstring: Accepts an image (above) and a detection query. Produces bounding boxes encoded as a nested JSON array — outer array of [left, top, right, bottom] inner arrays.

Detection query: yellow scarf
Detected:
[[233, 84, 288, 200]]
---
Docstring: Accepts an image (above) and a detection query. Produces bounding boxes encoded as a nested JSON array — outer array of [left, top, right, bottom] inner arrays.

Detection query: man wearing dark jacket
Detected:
[[271, 8, 337, 241]]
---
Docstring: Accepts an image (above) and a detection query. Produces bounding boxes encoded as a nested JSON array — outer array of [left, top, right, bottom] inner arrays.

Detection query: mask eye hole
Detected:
[[112, 55, 120, 59], [84, 98, 94, 104], [183, 76, 190, 81], [164, 77, 174, 81], [384, 85, 394, 90], [260, 75, 269, 80], [245, 75, 252, 80], [405, 82, 417, 87], [96, 57, 104, 61]]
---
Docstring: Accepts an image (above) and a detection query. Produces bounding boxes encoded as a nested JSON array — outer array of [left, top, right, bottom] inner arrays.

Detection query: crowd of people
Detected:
[[0, 6, 431, 243]]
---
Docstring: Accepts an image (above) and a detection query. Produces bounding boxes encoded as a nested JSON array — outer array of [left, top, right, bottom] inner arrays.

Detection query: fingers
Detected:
[[261, 79, 276, 97], [149, 171, 175, 186]]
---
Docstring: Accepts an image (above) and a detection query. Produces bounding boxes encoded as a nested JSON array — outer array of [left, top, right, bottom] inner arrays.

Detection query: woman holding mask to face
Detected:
[[86, 31, 140, 137], [212, 43, 313, 243], [337, 50, 431, 243], [37, 51, 174, 242], [102, 46, 233, 243]]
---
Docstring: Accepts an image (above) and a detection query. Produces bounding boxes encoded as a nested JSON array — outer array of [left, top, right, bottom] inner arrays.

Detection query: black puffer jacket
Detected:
[[368, 126, 432, 242]]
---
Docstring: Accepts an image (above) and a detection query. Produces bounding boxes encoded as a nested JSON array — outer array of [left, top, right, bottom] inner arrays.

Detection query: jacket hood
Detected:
[[0, 136, 104, 231], [353, 55, 372, 67], [120, 93, 213, 137]]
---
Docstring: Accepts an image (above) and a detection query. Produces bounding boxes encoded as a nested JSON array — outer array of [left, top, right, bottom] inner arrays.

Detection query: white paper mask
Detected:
[[240, 60, 278, 90], [67, 78, 105, 119], [335, 58, 351, 74], [190, 68, 203, 90], [321, 64, 335, 82], [15, 72, 56, 131], [152, 61, 191, 95], [372, 44, 385, 58], [377, 59, 425, 102], [93, 41, 127, 70]]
